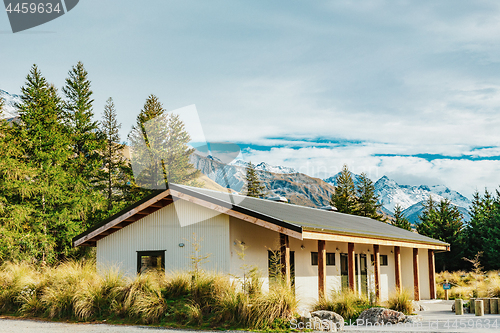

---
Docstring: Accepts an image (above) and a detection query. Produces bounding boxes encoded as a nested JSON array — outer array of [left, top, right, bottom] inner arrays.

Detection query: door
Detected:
[[359, 254, 368, 295], [340, 253, 349, 290]]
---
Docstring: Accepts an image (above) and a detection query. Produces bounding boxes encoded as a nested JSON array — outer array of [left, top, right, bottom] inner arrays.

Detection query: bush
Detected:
[[386, 288, 413, 315], [0, 260, 297, 331], [313, 289, 371, 322], [436, 270, 500, 299]]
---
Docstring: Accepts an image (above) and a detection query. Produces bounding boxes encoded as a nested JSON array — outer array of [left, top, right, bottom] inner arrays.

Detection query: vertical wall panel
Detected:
[[96, 199, 229, 277]]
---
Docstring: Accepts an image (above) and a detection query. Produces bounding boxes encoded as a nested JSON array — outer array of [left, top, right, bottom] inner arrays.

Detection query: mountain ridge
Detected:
[[0, 89, 21, 120]]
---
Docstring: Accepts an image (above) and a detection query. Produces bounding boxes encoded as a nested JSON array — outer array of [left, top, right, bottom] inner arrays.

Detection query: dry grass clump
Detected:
[[0, 261, 42, 313], [0, 261, 297, 330], [436, 270, 500, 299], [386, 288, 413, 315], [313, 289, 371, 322]]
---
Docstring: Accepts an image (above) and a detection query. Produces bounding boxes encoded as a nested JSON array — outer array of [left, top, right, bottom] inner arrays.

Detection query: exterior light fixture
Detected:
[[301, 245, 305, 249], [179, 243, 185, 247]]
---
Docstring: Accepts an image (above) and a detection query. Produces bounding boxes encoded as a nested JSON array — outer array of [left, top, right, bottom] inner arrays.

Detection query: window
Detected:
[[137, 250, 165, 274], [370, 254, 388, 266], [311, 252, 335, 265]]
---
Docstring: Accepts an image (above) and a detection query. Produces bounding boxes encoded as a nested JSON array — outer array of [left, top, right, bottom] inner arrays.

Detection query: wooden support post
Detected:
[[348, 242, 355, 292], [491, 298, 499, 314], [413, 248, 420, 301], [394, 246, 401, 291], [475, 299, 484, 316], [373, 244, 380, 301], [484, 298, 490, 314], [470, 298, 475, 313], [428, 249, 436, 299], [280, 233, 290, 286], [455, 299, 464, 315], [318, 240, 326, 299]]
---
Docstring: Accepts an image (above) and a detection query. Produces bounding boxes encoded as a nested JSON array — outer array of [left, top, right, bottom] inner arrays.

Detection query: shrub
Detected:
[[0, 260, 298, 330], [313, 289, 370, 322], [386, 288, 413, 315]]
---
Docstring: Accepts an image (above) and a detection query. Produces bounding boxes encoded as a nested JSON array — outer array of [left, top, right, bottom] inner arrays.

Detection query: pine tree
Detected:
[[98, 98, 129, 211], [482, 191, 500, 270], [393, 204, 412, 231], [14, 65, 77, 263], [128, 95, 199, 189], [417, 196, 464, 271], [0, 93, 35, 262], [463, 189, 500, 271], [330, 164, 357, 214], [63, 62, 106, 228], [244, 161, 266, 198], [63, 61, 102, 172], [355, 172, 384, 220]]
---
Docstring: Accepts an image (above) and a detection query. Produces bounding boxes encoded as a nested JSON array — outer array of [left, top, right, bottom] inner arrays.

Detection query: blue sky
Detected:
[[2, 0, 500, 197]]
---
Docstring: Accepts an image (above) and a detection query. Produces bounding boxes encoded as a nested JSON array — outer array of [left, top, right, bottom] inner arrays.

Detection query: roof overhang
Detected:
[[73, 184, 449, 252], [303, 230, 449, 251], [73, 185, 303, 247]]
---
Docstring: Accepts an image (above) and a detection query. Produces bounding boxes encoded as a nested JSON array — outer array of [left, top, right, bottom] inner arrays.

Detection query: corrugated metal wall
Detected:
[[96, 199, 230, 277]]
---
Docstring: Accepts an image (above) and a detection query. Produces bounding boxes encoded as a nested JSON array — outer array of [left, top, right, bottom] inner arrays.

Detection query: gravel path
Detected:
[[0, 318, 247, 333], [2, 301, 500, 332]]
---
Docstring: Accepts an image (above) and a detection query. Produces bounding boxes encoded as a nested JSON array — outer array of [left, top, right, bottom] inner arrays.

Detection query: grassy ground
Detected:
[[436, 270, 500, 300], [0, 260, 298, 332]]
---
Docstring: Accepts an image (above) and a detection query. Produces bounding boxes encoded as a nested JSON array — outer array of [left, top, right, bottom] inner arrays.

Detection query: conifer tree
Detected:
[[355, 172, 384, 220], [99, 98, 129, 211], [15, 65, 76, 263], [244, 161, 266, 198], [417, 196, 463, 271], [63, 61, 102, 170], [463, 189, 500, 271], [393, 204, 412, 231], [63, 62, 106, 228], [330, 164, 357, 214], [128, 95, 199, 188]]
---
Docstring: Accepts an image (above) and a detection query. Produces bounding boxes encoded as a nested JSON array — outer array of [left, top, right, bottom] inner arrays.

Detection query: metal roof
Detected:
[[177, 185, 449, 247], [73, 183, 449, 248]]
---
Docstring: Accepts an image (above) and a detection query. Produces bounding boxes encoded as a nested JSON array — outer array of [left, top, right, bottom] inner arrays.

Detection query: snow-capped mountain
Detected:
[[374, 176, 471, 212], [190, 153, 334, 207], [324, 172, 471, 223], [229, 159, 297, 174], [0, 89, 21, 120], [324, 171, 364, 187]]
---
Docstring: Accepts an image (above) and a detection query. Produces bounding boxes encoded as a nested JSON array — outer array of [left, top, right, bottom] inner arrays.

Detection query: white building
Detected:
[[73, 184, 449, 306]]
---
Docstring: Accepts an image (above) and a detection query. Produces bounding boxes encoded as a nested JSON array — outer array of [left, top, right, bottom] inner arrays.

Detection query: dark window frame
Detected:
[[311, 252, 336, 266], [137, 250, 166, 274], [370, 254, 389, 266]]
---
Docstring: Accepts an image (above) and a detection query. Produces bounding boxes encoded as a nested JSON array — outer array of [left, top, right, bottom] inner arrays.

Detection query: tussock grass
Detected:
[[386, 288, 413, 315], [0, 261, 297, 330], [436, 270, 500, 299], [313, 289, 371, 322]]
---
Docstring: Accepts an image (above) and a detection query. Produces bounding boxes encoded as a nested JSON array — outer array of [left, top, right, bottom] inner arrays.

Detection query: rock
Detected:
[[412, 301, 420, 312], [297, 307, 311, 323], [311, 310, 344, 330], [404, 315, 423, 323], [356, 307, 406, 325], [419, 304, 430, 311], [411, 300, 429, 312], [309, 316, 337, 331]]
